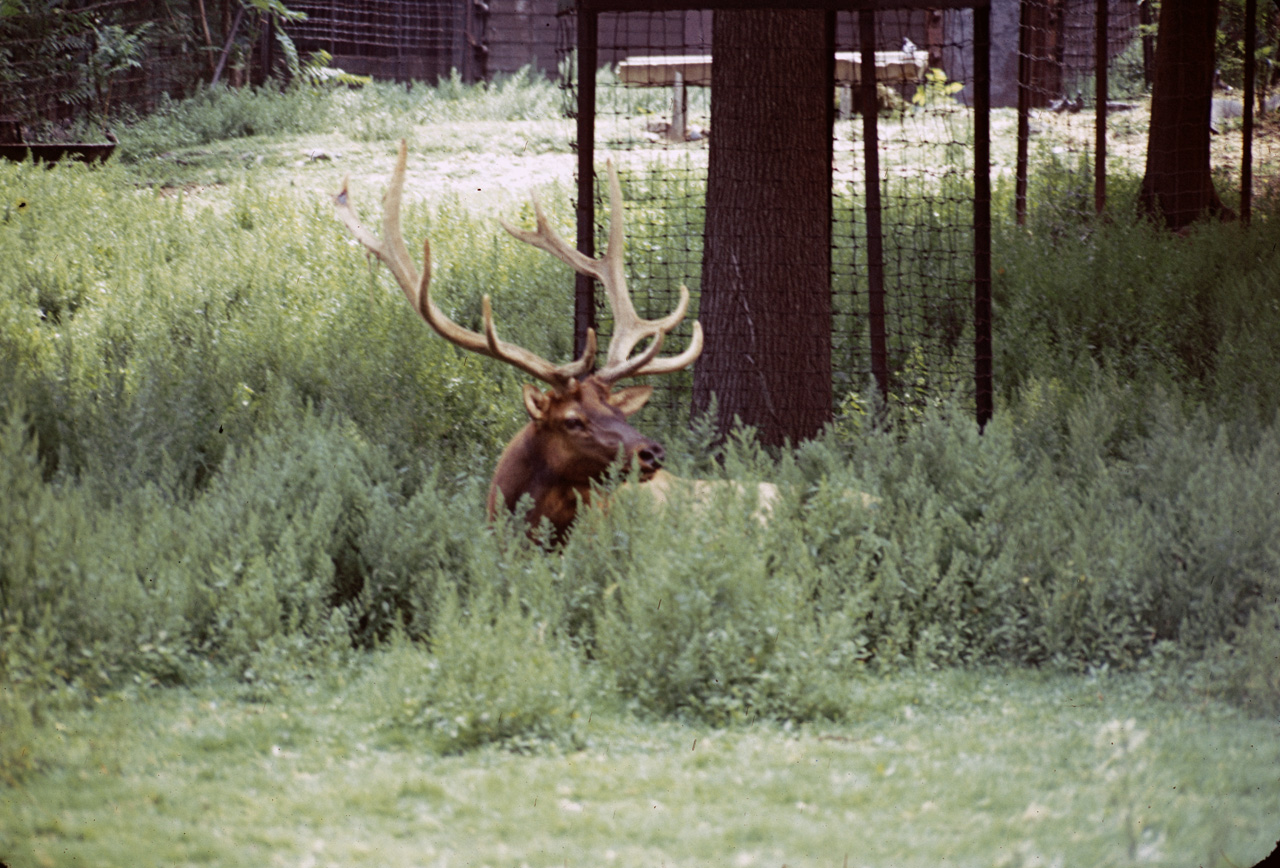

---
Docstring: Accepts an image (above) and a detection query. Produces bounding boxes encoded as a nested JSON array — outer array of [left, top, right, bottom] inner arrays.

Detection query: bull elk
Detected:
[[335, 141, 702, 543]]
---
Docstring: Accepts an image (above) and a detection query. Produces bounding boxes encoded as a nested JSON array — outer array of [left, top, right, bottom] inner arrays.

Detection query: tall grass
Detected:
[[115, 67, 567, 161], [995, 171, 1280, 430], [3, 84, 1280, 769]]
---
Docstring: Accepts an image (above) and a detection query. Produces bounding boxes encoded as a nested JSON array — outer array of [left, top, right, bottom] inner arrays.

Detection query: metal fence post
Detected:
[[575, 9, 599, 361], [974, 1, 994, 430]]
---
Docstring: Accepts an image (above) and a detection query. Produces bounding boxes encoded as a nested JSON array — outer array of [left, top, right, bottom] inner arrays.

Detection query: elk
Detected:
[[335, 141, 703, 543]]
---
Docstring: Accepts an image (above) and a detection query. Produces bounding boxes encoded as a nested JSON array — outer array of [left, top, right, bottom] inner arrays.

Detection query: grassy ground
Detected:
[[2, 666, 1277, 868], [129, 119, 577, 212]]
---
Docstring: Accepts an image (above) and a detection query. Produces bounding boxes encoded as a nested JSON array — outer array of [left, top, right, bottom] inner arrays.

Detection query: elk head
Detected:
[[335, 141, 702, 542]]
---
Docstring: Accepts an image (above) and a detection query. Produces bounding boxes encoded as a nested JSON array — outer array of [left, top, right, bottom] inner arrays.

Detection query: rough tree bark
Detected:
[[1139, 0, 1234, 230], [691, 9, 833, 447]]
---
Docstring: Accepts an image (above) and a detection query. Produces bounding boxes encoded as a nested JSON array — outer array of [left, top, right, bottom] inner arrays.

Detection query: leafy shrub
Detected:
[[348, 469, 483, 645], [0, 609, 68, 784], [426, 66, 564, 122], [993, 189, 1280, 422], [117, 82, 334, 160], [173, 405, 386, 666], [1215, 599, 1280, 717], [5, 126, 1280, 736], [586, 470, 868, 725], [363, 582, 591, 754], [0, 157, 539, 493], [115, 67, 566, 160], [0, 678, 38, 785]]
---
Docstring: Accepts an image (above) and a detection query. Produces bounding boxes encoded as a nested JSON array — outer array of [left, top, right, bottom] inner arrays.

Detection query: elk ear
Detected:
[[608, 384, 654, 416], [522, 383, 551, 421]]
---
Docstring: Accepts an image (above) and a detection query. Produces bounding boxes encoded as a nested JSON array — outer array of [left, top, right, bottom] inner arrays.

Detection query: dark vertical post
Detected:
[[860, 9, 889, 402], [1139, 0, 1155, 87], [1242, 0, 1256, 226], [574, 9, 598, 360], [825, 9, 839, 414], [974, 2, 994, 429], [1094, 0, 1107, 214], [257, 14, 275, 87], [1015, 0, 1030, 225], [825, 9, 836, 253]]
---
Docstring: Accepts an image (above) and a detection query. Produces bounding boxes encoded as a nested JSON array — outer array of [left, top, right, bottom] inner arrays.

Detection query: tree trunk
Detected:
[[692, 9, 833, 447], [1139, 0, 1234, 230]]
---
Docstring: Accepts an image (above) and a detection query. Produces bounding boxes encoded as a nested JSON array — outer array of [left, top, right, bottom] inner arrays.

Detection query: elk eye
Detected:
[[563, 416, 587, 432]]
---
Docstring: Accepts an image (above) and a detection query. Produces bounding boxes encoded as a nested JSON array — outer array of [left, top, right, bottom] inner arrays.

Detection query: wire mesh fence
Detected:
[[835, 7, 987, 418], [1014, 0, 1147, 225], [287, 0, 485, 83], [5, 0, 1277, 426], [0, 0, 492, 141], [558, 4, 992, 425], [0, 0, 201, 137], [1013, 0, 1279, 228]]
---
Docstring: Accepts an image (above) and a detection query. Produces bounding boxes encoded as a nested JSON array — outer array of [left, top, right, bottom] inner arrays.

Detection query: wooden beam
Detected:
[[577, 0, 987, 13]]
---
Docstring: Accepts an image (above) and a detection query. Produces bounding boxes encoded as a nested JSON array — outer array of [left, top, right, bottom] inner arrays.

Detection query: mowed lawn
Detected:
[[2, 665, 1276, 868]]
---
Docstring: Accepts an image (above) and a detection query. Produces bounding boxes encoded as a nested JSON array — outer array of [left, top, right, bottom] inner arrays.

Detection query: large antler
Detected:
[[334, 140, 596, 387], [500, 160, 703, 385]]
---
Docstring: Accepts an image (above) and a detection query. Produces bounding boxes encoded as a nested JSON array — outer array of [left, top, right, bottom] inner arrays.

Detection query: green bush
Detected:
[[571, 460, 864, 724], [363, 581, 592, 754], [115, 68, 566, 161], [4, 118, 1280, 738], [348, 468, 483, 645], [993, 189, 1280, 422], [0, 157, 542, 492], [594, 492, 797, 723], [0, 404, 188, 690], [1216, 599, 1280, 717], [117, 82, 335, 160]]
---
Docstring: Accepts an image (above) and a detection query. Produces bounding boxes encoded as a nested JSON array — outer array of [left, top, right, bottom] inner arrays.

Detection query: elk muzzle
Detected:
[[634, 440, 664, 480]]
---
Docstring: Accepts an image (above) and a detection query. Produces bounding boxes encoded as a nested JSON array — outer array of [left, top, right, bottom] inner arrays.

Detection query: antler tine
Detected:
[[500, 159, 704, 385], [335, 140, 596, 388], [596, 160, 704, 382], [334, 141, 421, 301]]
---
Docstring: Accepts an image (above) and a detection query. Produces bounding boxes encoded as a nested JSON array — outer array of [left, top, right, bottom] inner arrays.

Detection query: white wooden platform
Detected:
[[617, 50, 930, 87]]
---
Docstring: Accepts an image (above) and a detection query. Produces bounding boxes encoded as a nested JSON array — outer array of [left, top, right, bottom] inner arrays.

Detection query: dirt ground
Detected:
[[160, 101, 1280, 219]]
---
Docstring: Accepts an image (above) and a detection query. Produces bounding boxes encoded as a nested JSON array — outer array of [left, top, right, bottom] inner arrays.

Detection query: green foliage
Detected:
[[911, 67, 964, 108], [363, 583, 592, 754], [346, 465, 486, 646], [0, 154, 551, 706], [291, 49, 373, 88], [115, 67, 565, 161], [1217, 0, 1280, 97], [4, 100, 1280, 748], [0, 403, 192, 694], [993, 185, 1280, 424], [85, 21, 154, 117], [1214, 598, 1280, 718], [0, 671, 39, 784], [589, 480, 860, 725], [0, 156, 528, 489], [115, 82, 336, 159], [0, 1, 96, 122]]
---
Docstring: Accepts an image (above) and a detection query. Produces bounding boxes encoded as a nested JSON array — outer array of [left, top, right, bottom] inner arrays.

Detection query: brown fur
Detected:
[[629, 470, 878, 525], [486, 376, 661, 543], [632, 469, 782, 525]]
